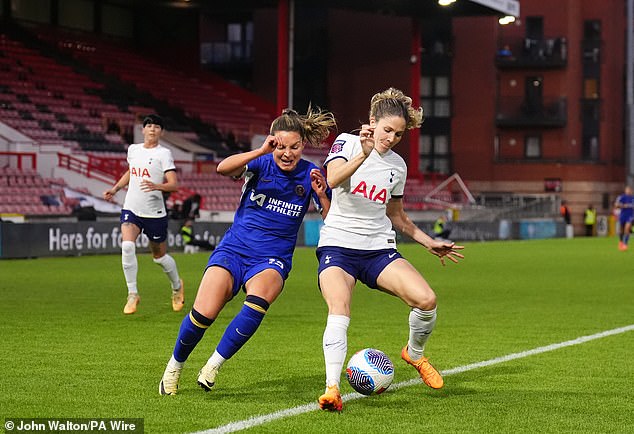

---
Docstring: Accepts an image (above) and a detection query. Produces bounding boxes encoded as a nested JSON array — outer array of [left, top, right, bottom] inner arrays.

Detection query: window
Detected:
[[525, 135, 541, 158], [419, 135, 432, 154], [584, 20, 601, 41], [419, 135, 450, 174], [583, 79, 599, 99], [434, 135, 449, 155], [421, 75, 451, 118], [227, 23, 242, 42], [420, 77, 432, 97], [422, 100, 433, 118], [435, 77, 450, 96], [433, 99, 450, 117], [434, 158, 450, 174]]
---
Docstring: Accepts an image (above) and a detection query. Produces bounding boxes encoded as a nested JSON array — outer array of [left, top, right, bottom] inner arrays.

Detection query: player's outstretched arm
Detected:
[[386, 199, 464, 266], [103, 169, 130, 202]]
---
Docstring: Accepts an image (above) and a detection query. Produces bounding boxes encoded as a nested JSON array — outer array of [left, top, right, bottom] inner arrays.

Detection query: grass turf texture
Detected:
[[1, 237, 633, 433]]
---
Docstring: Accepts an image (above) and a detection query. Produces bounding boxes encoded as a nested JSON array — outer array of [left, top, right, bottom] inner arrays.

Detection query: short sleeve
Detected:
[[161, 148, 176, 172], [324, 133, 357, 167]]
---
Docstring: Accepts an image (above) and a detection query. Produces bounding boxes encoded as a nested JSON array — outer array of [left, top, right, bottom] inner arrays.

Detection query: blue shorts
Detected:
[[316, 246, 402, 289], [120, 210, 168, 243], [619, 212, 633, 226], [206, 245, 290, 298]]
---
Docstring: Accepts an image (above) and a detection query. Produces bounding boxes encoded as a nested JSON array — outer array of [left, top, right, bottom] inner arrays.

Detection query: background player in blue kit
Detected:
[[159, 107, 337, 395], [614, 185, 634, 251], [315, 88, 464, 411]]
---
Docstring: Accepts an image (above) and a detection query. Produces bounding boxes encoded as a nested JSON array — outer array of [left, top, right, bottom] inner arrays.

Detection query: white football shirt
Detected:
[[122, 143, 176, 218], [318, 133, 407, 250]]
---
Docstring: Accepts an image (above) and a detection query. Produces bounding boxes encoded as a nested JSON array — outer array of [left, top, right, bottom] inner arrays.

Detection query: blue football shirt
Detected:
[[616, 193, 634, 222], [216, 154, 326, 265]]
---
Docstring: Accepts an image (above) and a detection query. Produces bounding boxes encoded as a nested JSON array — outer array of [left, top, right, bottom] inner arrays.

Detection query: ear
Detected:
[[369, 117, 376, 127]]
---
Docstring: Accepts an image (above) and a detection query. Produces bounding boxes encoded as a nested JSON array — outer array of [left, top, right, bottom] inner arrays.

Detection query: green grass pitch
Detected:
[[1, 237, 633, 433]]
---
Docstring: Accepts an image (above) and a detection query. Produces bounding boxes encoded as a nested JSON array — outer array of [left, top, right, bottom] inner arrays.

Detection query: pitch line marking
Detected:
[[191, 324, 634, 434]]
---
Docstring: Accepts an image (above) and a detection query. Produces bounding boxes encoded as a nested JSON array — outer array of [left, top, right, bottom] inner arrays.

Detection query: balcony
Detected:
[[496, 37, 567, 69], [496, 96, 567, 128]]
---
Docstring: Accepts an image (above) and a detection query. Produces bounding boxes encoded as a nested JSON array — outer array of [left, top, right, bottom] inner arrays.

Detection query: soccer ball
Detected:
[[346, 348, 394, 395]]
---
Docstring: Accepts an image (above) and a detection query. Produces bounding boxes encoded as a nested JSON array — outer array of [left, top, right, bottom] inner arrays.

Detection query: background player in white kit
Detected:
[[316, 88, 464, 411], [103, 114, 184, 315]]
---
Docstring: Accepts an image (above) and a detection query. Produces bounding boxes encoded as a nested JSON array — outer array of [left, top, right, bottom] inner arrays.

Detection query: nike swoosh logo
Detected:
[[388, 253, 397, 258], [235, 328, 249, 337], [261, 178, 272, 182], [179, 339, 193, 346], [152, 236, 161, 240]]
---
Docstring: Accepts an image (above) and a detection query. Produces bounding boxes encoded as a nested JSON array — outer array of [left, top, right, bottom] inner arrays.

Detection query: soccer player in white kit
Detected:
[[103, 115, 184, 314], [316, 88, 464, 411]]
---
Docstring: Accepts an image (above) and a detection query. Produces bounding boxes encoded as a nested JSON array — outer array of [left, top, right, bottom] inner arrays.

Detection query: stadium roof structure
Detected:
[[107, 0, 520, 18]]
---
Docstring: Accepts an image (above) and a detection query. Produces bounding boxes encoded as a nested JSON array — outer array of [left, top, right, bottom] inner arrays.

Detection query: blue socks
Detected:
[[172, 295, 270, 363], [173, 308, 213, 363], [216, 295, 269, 360]]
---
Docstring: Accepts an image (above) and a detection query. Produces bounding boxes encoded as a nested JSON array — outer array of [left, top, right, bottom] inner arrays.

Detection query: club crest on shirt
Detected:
[[295, 184, 305, 197], [329, 140, 345, 154]]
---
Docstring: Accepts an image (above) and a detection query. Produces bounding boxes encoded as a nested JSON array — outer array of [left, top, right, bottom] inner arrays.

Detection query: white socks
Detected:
[[206, 350, 227, 369], [124, 242, 181, 294], [121, 240, 138, 294], [407, 307, 437, 360], [323, 314, 350, 387], [153, 254, 181, 290], [167, 355, 184, 370]]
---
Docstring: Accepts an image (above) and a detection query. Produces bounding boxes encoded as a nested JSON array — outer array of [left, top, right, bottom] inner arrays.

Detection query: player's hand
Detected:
[[310, 168, 327, 195], [140, 179, 156, 192], [102, 190, 115, 201], [359, 124, 375, 157], [259, 135, 278, 154], [427, 240, 465, 266]]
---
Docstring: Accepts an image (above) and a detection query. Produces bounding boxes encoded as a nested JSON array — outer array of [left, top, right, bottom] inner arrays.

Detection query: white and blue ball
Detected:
[[346, 348, 394, 395]]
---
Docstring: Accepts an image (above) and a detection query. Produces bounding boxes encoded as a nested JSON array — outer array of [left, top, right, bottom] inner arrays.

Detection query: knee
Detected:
[[411, 290, 437, 311], [121, 240, 135, 256]]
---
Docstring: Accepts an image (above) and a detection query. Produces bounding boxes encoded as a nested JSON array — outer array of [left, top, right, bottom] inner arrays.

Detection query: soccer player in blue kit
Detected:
[[159, 107, 337, 395], [614, 185, 634, 251]]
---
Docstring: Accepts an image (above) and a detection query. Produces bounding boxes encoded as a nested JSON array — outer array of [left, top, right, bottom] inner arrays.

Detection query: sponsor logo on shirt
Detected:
[[249, 191, 304, 217], [351, 181, 387, 203], [130, 167, 151, 177]]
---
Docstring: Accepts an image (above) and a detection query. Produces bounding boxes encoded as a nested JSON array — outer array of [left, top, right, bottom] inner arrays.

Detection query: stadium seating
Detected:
[[178, 170, 241, 212], [1, 23, 273, 157], [32, 24, 275, 151], [0, 167, 73, 216], [0, 30, 126, 152]]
